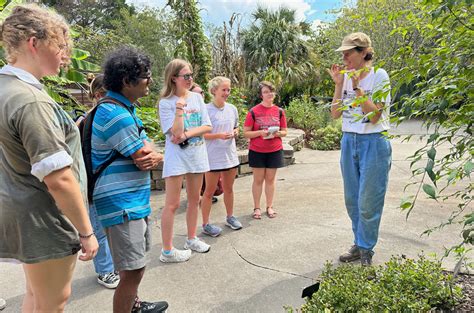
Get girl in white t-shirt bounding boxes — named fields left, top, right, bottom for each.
left=328, top=32, right=392, bottom=267
left=200, top=77, right=242, bottom=237
left=158, top=59, right=212, bottom=263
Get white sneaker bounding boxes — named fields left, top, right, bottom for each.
left=184, top=237, right=210, bottom=253
left=0, top=298, right=6, bottom=310
left=159, top=248, right=191, bottom=263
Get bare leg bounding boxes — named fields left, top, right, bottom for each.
left=161, top=175, right=184, bottom=251
left=22, top=271, right=34, bottom=313
left=264, top=168, right=278, bottom=214
left=201, top=172, right=220, bottom=225
left=22, top=254, right=77, bottom=313
left=221, top=168, right=238, bottom=217
left=113, top=268, right=145, bottom=313
left=252, top=168, right=266, bottom=210
left=185, top=173, right=204, bottom=239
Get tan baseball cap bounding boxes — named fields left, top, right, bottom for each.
left=336, top=32, right=372, bottom=51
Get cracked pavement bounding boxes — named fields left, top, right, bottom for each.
left=1, top=120, right=470, bottom=312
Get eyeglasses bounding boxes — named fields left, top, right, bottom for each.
left=139, top=74, right=152, bottom=84
left=56, top=43, right=67, bottom=55
left=176, top=73, right=193, bottom=81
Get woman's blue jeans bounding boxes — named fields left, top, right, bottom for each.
left=340, top=132, right=392, bottom=251
left=89, top=204, right=115, bottom=275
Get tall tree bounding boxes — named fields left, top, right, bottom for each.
left=208, top=13, right=246, bottom=87
left=166, top=0, right=212, bottom=86
left=75, top=7, right=179, bottom=101
left=41, top=0, right=134, bottom=30
left=241, top=6, right=314, bottom=98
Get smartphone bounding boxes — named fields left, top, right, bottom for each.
left=179, top=139, right=189, bottom=149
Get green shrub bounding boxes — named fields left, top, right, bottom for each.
left=286, top=97, right=332, bottom=134
left=227, top=87, right=249, bottom=127
left=227, top=87, right=249, bottom=149
left=136, top=107, right=164, bottom=142
left=308, top=123, right=342, bottom=151
left=297, top=255, right=462, bottom=312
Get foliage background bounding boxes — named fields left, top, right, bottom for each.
left=0, top=0, right=471, bottom=270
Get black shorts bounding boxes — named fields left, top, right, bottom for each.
left=209, top=165, right=239, bottom=173
left=248, top=149, right=284, bottom=168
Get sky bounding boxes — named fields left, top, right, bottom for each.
left=127, top=0, right=345, bottom=29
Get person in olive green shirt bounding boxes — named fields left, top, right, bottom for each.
left=0, top=5, right=98, bottom=312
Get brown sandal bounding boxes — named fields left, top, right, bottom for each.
left=266, top=207, right=277, bottom=218
left=252, top=208, right=262, bottom=219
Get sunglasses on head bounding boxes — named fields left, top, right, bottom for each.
left=176, top=73, right=193, bottom=81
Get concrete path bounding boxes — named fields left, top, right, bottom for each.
left=0, top=120, right=469, bottom=312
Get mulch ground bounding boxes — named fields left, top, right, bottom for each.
left=453, top=273, right=473, bottom=311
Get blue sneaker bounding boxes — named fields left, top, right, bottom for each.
left=226, top=216, right=242, bottom=230
left=202, top=223, right=222, bottom=237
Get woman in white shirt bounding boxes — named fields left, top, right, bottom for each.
left=158, top=59, right=212, bottom=263
left=200, top=77, right=242, bottom=237
left=328, top=32, right=392, bottom=267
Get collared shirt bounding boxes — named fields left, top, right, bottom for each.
left=0, top=65, right=73, bottom=180
left=0, top=65, right=85, bottom=263
left=91, top=91, right=151, bottom=227
left=0, top=64, right=43, bottom=90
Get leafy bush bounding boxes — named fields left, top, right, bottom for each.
left=297, top=255, right=462, bottom=312
left=136, top=107, right=164, bottom=142
left=286, top=97, right=332, bottom=134
left=308, top=123, right=342, bottom=151
left=227, top=87, right=249, bottom=126
left=227, top=87, right=249, bottom=149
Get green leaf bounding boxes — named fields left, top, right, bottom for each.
left=462, top=229, right=473, bottom=244
left=427, top=147, right=436, bottom=161
left=464, top=213, right=474, bottom=226
left=447, top=170, right=458, bottom=182
left=65, top=69, right=85, bottom=83
left=0, top=0, right=7, bottom=10
left=43, top=86, right=63, bottom=103
left=0, top=0, right=24, bottom=20
left=426, top=160, right=437, bottom=186
left=70, top=58, right=101, bottom=72
left=71, top=48, right=91, bottom=61
left=400, top=197, right=413, bottom=210
left=422, top=184, right=437, bottom=199
left=464, top=161, right=473, bottom=176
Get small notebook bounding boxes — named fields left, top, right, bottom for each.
left=263, top=126, right=279, bottom=139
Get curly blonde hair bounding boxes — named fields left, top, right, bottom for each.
left=0, top=4, right=71, bottom=63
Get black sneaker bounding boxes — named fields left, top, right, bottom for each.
left=360, top=249, right=374, bottom=267
left=131, top=298, right=168, bottom=313
left=339, top=245, right=361, bottom=263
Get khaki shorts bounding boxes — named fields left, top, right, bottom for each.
left=105, top=216, right=151, bottom=271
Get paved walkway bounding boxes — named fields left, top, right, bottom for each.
left=0, top=120, right=469, bottom=312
